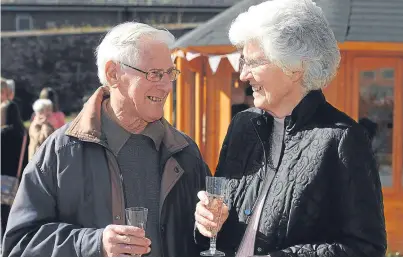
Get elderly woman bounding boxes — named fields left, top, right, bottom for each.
left=194, top=0, right=386, bottom=256
left=28, top=99, right=55, bottom=160
left=38, top=87, right=66, bottom=129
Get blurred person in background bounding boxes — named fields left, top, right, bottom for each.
left=28, top=99, right=55, bottom=160
left=1, top=79, right=28, bottom=240
left=231, top=84, right=250, bottom=118
left=359, top=117, right=378, bottom=141
left=0, top=78, right=24, bottom=114
left=38, top=87, right=66, bottom=129
left=0, top=78, right=13, bottom=104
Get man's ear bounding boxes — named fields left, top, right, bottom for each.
left=105, top=61, right=119, bottom=87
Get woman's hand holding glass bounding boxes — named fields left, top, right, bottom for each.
left=195, top=190, right=229, bottom=238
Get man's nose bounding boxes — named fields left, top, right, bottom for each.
left=157, top=80, right=173, bottom=92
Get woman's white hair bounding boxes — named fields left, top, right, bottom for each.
left=32, top=99, right=53, bottom=113
left=95, top=22, right=175, bottom=86
left=229, top=0, right=341, bottom=91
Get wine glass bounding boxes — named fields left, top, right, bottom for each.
left=200, top=176, right=227, bottom=257
left=125, top=207, right=148, bottom=257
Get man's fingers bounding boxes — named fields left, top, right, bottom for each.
left=111, top=244, right=151, bottom=256
left=103, top=225, right=150, bottom=257
left=111, top=234, right=151, bottom=247
left=197, top=191, right=209, bottom=205
left=110, top=225, right=145, bottom=237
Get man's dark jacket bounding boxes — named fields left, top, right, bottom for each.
left=199, top=90, right=386, bottom=256
left=2, top=87, right=210, bottom=257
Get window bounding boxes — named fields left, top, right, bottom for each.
left=360, top=70, right=376, bottom=80
left=16, top=14, right=33, bottom=31
left=359, top=67, right=395, bottom=187
left=46, top=21, right=57, bottom=29
left=381, top=69, right=395, bottom=80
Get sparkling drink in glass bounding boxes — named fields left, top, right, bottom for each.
left=200, top=176, right=227, bottom=257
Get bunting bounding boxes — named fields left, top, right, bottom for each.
left=208, top=56, right=222, bottom=74
left=171, top=51, right=241, bottom=74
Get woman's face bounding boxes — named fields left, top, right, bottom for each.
left=239, top=41, right=304, bottom=117
left=239, top=41, right=297, bottom=113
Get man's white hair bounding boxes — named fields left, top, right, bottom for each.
left=32, top=99, right=53, bottom=113
left=229, top=0, right=341, bottom=91
left=6, top=79, right=15, bottom=93
left=95, top=22, right=175, bottom=86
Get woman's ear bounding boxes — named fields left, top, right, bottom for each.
left=290, top=70, right=303, bottom=83
left=105, top=61, right=119, bottom=87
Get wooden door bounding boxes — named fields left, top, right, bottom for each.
left=351, top=57, right=403, bottom=252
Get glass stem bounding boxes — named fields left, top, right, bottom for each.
left=209, top=236, right=217, bottom=253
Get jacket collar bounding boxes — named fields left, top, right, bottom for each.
left=250, top=90, right=325, bottom=133
left=100, top=100, right=165, bottom=155
left=284, top=90, right=325, bottom=133
left=65, top=86, right=188, bottom=153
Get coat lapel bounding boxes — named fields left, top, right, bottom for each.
left=159, top=157, right=185, bottom=216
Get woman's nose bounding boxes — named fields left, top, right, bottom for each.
left=239, top=67, right=252, bottom=82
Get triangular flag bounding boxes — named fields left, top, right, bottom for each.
left=171, top=50, right=185, bottom=62
left=176, top=50, right=185, bottom=58
left=208, top=56, right=222, bottom=74
left=186, top=52, right=201, bottom=61
left=227, top=52, right=241, bottom=72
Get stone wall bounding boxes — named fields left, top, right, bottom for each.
left=0, top=28, right=191, bottom=120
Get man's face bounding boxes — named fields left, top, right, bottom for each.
left=1, top=88, right=10, bottom=103
left=113, top=41, right=174, bottom=122
left=239, top=41, right=298, bottom=114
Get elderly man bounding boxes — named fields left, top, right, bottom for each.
left=195, top=0, right=386, bottom=256
left=2, top=22, right=209, bottom=257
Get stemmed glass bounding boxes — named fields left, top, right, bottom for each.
left=125, top=207, right=148, bottom=257
left=200, top=176, right=228, bottom=257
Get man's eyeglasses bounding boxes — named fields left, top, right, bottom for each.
left=120, top=62, right=181, bottom=82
